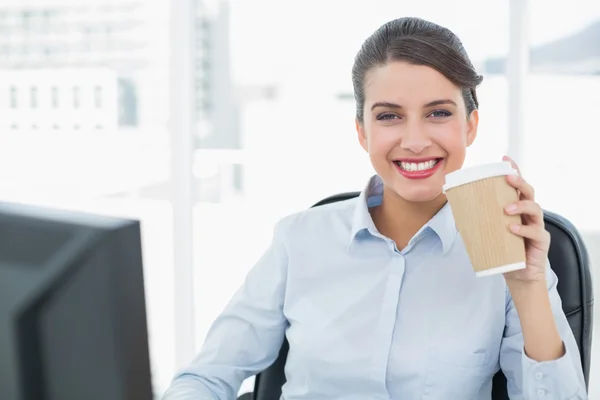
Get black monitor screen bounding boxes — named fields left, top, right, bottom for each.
left=0, top=202, right=153, bottom=400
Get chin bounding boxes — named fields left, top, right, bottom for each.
left=384, top=172, right=447, bottom=203
left=393, top=186, right=444, bottom=203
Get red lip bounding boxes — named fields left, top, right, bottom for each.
left=394, top=159, right=444, bottom=179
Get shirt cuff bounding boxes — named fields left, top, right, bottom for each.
left=521, top=343, right=584, bottom=399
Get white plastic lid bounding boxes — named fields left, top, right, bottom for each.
left=443, top=161, right=518, bottom=193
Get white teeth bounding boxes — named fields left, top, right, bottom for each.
left=398, top=159, right=439, bottom=172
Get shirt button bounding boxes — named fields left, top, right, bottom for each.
left=535, top=372, right=543, bottom=379
left=537, top=389, right=546, bottom=396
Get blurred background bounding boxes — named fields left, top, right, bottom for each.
left=0, top=0, right=597, bottom=397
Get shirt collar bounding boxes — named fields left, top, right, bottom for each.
left=350, top=175, right=457, bottom=254
left=350, top=175, right=381, bottom=242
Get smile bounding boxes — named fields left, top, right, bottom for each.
left=393, top=158, right=444, bottom=179
left=394, top=159, right=440, bottom=172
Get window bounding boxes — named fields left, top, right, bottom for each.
left=117, top=78, right=138, bottom=126
left=9, top=86, right=17, bottom=108
left=30, top=86, right=38, bottom=108
left=94, top=86, right=102, bottom=108
left=529, top=2, right=600, bottom=395
left=72, top=86, right=80, bottom=108
left=51, top=86, right=59, bottom=108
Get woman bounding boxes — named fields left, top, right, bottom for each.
left=163, top=17, right=586, bottom=399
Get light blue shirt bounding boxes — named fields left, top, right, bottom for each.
left=163, top=175, right=586, bottom=400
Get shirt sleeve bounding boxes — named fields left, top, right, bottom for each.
left=161, top=217, right=291, bottom=400
left=500, top=261, right=588, bottom=399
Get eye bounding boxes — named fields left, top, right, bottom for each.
left=429, top=110, right=452, bottom=118
left=376, top=113, right=400, bottom=121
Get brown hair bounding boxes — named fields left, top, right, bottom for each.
left=352, top=17, right=483, bottom=122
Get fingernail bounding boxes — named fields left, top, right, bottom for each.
left=505, top=204, right=517, bottom=213
left=510, top=224, right=520, bottom=232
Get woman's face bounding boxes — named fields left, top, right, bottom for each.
left=356, top=61, right=478, bottom=203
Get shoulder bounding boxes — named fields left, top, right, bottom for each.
left=274, top=196, right=359, bottom=241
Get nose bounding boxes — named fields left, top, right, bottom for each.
left=400, top=122, right=432, bottom=154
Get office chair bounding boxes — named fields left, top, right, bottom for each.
left=239, top=192, right=594, bottom=400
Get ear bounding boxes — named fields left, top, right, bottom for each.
left=465, top=109, right=479, bottom=147
left=356, top=119, right=369, bottom=152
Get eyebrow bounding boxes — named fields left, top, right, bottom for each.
left=370, top=99, right=457, bottom=111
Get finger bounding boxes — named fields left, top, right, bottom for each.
left=509, top=224, right=551, bottom=248
left=502, top=155, right=522, bottom=176
left=505, top=200, right=544, bottom=225
left=506, top=173, right=535, bottom=200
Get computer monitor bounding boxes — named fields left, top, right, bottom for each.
left=0, top=201, right=153, bottom=400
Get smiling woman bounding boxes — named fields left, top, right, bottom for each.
left=162, top=16, right=587, bottom=400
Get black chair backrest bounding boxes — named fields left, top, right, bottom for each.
left=251, top=192, right=594, bottom=400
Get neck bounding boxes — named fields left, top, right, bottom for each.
left=371, top=186, right=447, bottom=249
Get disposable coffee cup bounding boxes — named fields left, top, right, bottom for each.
left=443, top=161, right=526, bottom=277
